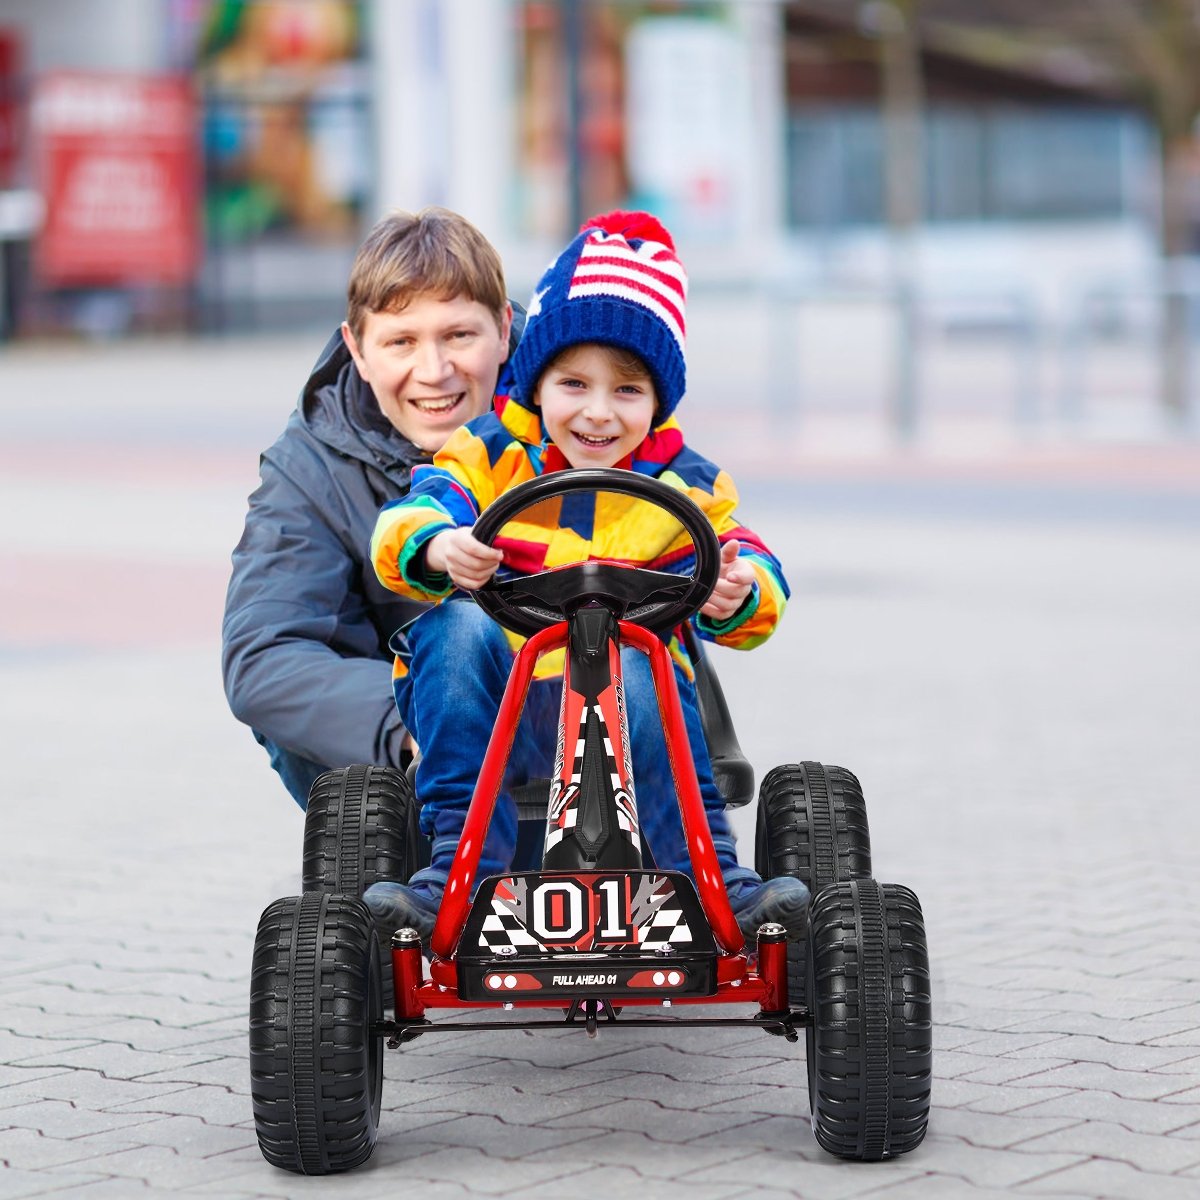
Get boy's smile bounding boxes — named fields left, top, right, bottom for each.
left=535, top=344, right=657, bottom=469
left=342, top=295, right=511, bottom=452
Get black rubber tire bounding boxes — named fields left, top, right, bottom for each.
left=302, top=765, right=418, bottom=896
left=806, top=879, right=932, bottom=1161
left=249, top=893, right=383, bottom=1174
left=755, top=762, right=872, bottom=889
left=754, top=762, right=872, bottom=1006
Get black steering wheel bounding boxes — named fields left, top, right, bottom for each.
left=469, top=468, right=722, bottom=637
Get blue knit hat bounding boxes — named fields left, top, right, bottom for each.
left=511, top=210, right=688, bottom=422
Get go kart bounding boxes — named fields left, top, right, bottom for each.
left=249, top=468, right=932, bottom=1174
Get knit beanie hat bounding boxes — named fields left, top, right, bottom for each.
left=511, top=210, right=688, bottom=422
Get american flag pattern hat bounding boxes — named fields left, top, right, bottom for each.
left=511, top=211, right=688, bottom=422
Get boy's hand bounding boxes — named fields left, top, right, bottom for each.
left=426, top=527, right=505, bottom=590
left=700, top=539, right=754, bottom=621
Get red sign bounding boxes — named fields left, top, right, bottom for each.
left=33, top=72, right=199, bottom=286
left=0, top=29, right=20, bottom=186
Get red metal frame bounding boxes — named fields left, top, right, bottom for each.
left=418, top=614, right=777, bottom=1017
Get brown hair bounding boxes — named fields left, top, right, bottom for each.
left=546, top=343, right=655, bottom=385
left=345, top=207, right=507, bottom=341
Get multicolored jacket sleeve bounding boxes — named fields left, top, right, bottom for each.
left=369, top=417, right=529, bottom=601
left=652, top=455, right=788, bottom=651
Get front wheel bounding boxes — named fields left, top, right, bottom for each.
left=806, top=878, right=932, bottom=1160
left=249, top=893, right=383, bottom=1174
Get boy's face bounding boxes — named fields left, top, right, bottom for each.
left=342, top=294, right=512, bottom=452
left=534, top=344, right=657, bottom=468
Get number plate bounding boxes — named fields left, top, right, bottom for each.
left=456, top=870, right=717, bottom=1000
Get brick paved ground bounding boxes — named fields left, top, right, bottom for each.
left=2, top=334, right=1199, bottom=1199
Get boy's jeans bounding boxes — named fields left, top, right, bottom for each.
left=395, top=596, right=758, bottom=895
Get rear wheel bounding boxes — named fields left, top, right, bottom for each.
left=755, top=762, right=872, bottom=1005
left=806, top=879, right=932, bottom=1160
left=302, top=765, right=418, bottom=896
left=249, top=893, right=383, bottom=1174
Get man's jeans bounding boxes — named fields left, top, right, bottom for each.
left=255, top=731, right=327, bottom=811
left=394, top=597, right=758, bottom=894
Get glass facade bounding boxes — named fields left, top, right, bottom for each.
left=787, top=102, right=1149, bottom=229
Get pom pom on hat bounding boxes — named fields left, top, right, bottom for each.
left=580, top=210, right=676, bottom=251
left=512, top=209, right=688, bottom=423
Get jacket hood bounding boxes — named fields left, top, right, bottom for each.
left=298, top=331, right=429, bottom=477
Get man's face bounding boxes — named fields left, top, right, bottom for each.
left=342, top=294, right=512, bottom=452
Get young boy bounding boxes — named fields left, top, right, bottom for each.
left=366, top=211, right=808, bottom=941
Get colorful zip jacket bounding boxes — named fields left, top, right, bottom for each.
left=371, top=392, right=790, bottom=680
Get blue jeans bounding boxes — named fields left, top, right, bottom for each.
left=254, top=731, right=327, bottom=811
left=394, top=597, right=758, bottom=894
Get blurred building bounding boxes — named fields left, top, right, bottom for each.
left=0, top=0, right=1169, bottom=338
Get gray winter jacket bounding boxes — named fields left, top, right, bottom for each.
left=222, top=331, right=435, bottom=771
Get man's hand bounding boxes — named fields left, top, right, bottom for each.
left=700, top=539, right=754, bottom=621
left=426, top=526, right=505, bottom=590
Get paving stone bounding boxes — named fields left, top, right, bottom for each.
left=506, top=1123, right=758, bottom=1180
left=1018, top=1159, right=1200, bottom=1199
left=586, top=1043, right=779, bottom=1084
left=0, top=1080, right=182, bottom=1117
left=136, top=1058, right=249, bottom=1094
left=9, top=1042, right=224, bottom=1081
left=935, top=1077, right=1068, bottom=1114
left=1014, top=1118, right=1200, bottom=1173
left=1011, top=1089, right=1200, bottom=1134
left=0, top=1099, right=172, bottom=1140
left=0, top=1167, right=112, bottom=1199
left=958, top=1056, right=1076, bottom=1085
left=999, top=1036, right=1200, bottom=1072
left=35, top=1181, right=219, bottom=1200
left=544, top=1097, right=763, bottom=1142
left=384, top=1080, right=616, bottom=1126
left=1006, top=1060, right=1200, bottom=1100
left=919, top=1107, right=1082, bottom=1151
left=0, top=1066, right=72, bottom=1090
left=100, top=1113, right=257, bottom=1158
left=520, top=1161, right=749, bottom=1199
left=0, top=1127, right=150, bottom=1171
left=107, top=1084, right=255, bottom=1126
left=364, top=1141, right=585, bottom=1194
left=421, top=1057, right=630, bottom=1096
left=680, top=1147, right=925, bottom=1196
left=558, top=1071, right=766, bottom=1110
left=0, top=1030, right=104, bottom=1064
left=379, top=1112, right=603, bottom=1158
left=1147, top=1029, right=1200, bottom=1049
left=35, top=1142, right=261, bottom=1192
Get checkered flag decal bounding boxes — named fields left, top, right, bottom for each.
left=476, top=873, right=694, bottom=953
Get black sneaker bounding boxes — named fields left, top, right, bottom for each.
left=729, top=876, right=810, bottom=941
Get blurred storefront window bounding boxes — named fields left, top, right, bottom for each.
left=167, top=0, right=370, bottom=329
left=787, top=101, right=1146, bottom=228
left=782, top=6, right=1151, bottom=231
left=513, top=1, right=750, bottom=241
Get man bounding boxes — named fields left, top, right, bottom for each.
left=222, top=208, right=522, bottom=807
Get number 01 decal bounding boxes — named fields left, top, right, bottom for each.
left=528, top=877, right=635, bottom=944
